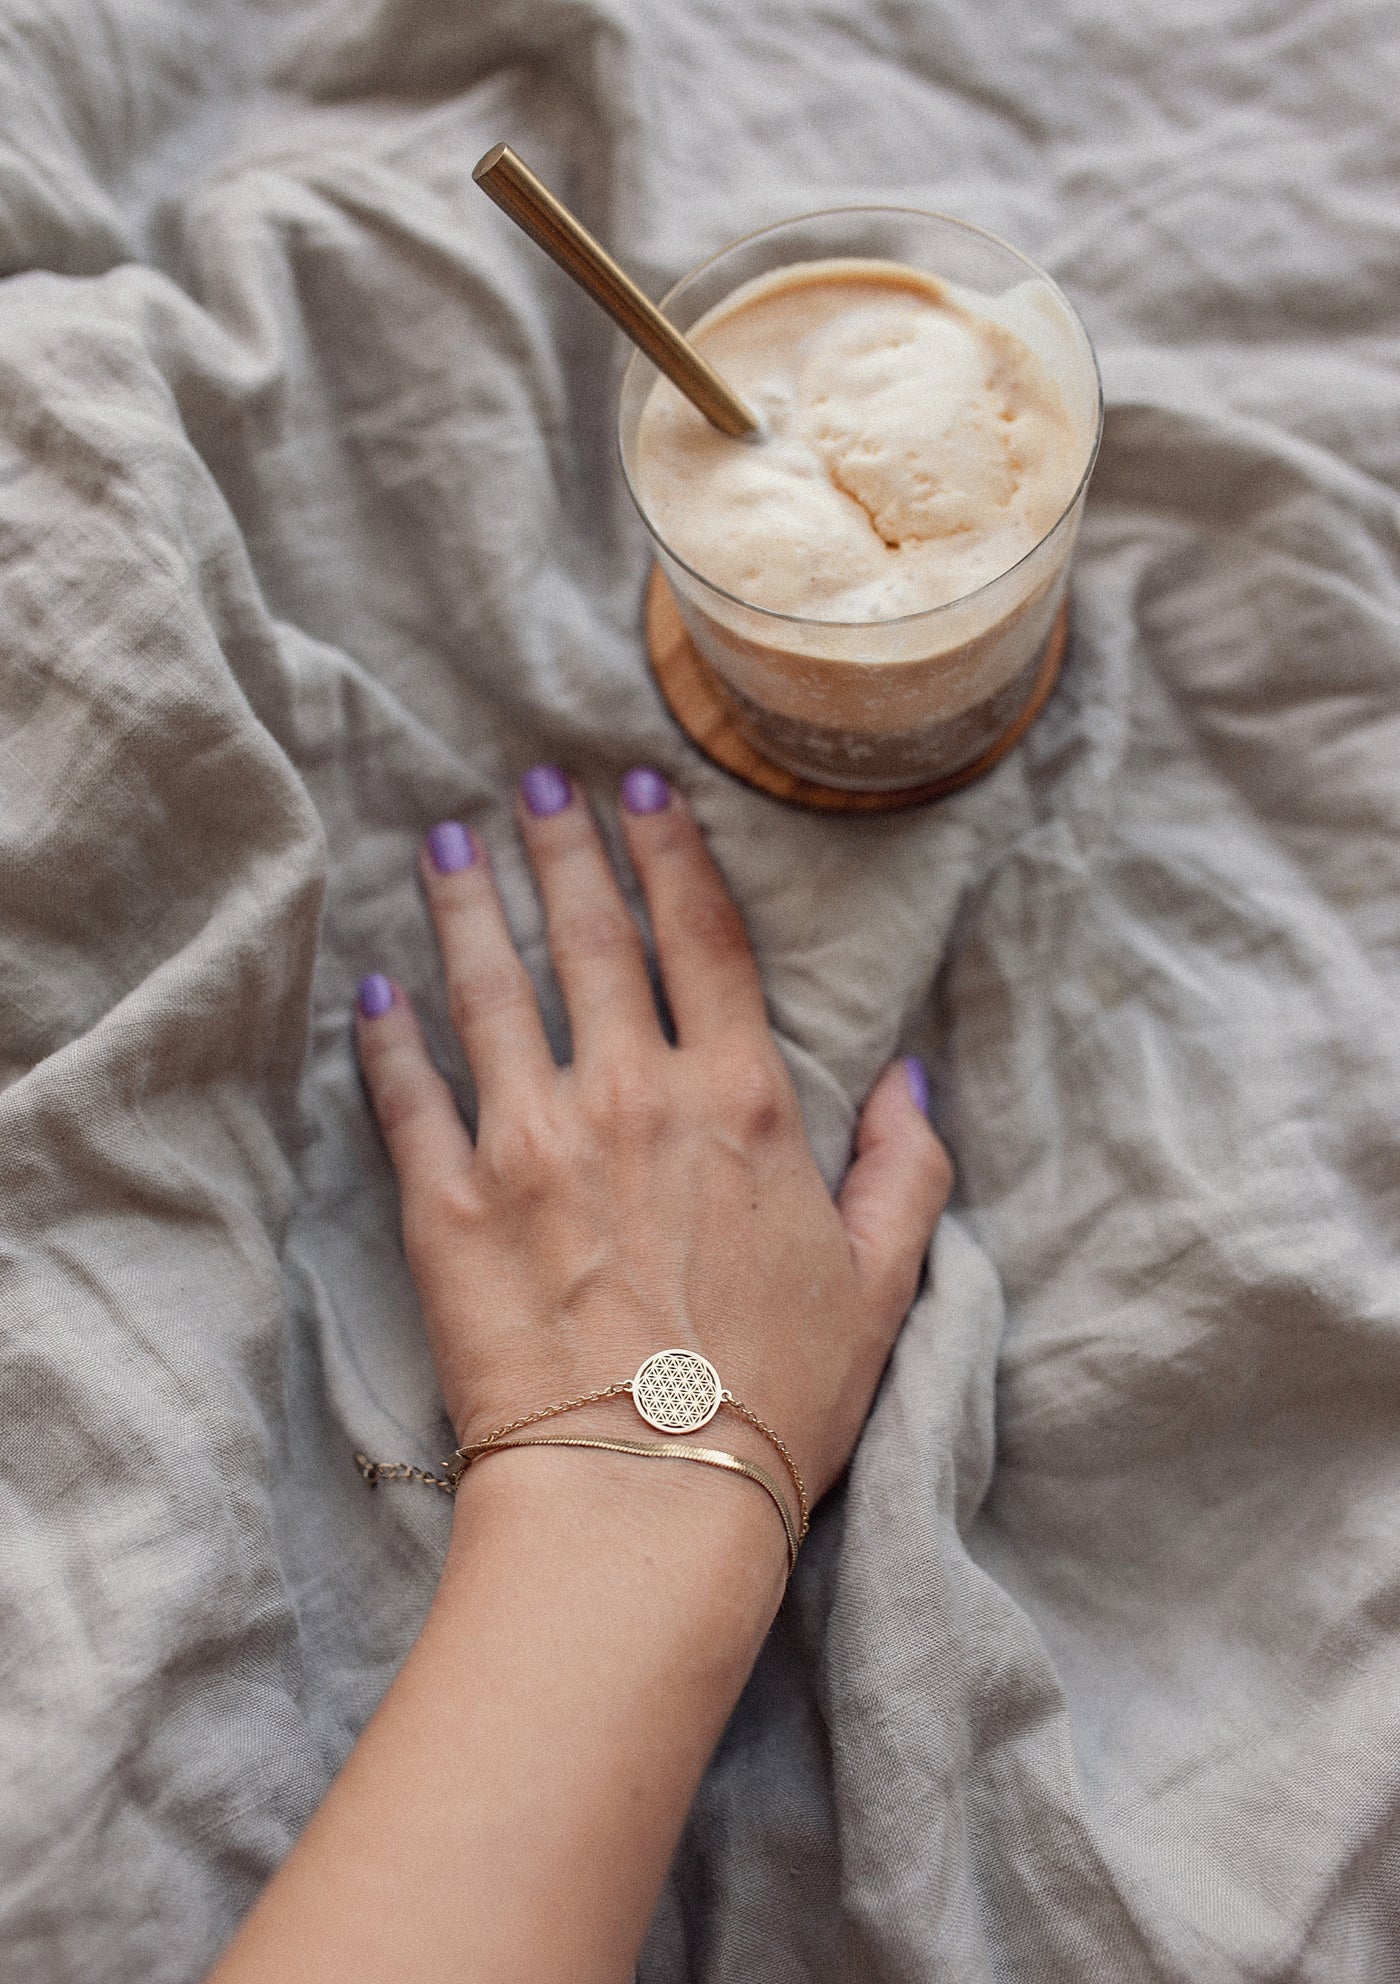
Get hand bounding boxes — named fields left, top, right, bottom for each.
left=210, top=767, right=953, bottom=1984
left=355, top=764, right=951, bottom=1522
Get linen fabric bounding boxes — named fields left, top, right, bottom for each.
left=0, top=1, right=1397, bottom=1977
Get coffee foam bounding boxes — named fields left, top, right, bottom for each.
left=634, top=259, right=1086, bottom=625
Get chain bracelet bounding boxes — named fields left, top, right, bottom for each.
left=719, top=1396, right=809, bottom=1538
left=357, top=1351, right=809, bottom=1546
left=455, top=1382, right=633, bottom=1467
left=472, top=1436, right=802, bottom=1575
left=354, top=1453, right=454, bottom=1495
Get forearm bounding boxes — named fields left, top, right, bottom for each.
left=211, top=1445, right=785, bottom=1983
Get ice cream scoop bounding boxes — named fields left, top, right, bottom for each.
left=632, top=261, right=1083, bottom=623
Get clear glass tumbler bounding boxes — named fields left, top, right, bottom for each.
left=618, top=208, right=1102, bottom=792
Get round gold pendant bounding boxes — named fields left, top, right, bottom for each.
left=630, top=1349, right=723, bottom=1434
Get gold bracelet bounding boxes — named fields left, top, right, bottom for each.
left=470, top=1435, right=801, bottom=1575
left=443, top=1349, right=809, bottom=1539
left=356, top=1352, right=809, bottom=1551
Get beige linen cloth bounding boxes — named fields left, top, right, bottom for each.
left=1, top=1, right=1398, bottom=1978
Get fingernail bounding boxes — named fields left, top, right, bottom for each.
left=621, top=765, right=671, bottom=816
left=520, top=764, right=571, bottom=819
left=358, top=973, right=395, bottom=1020
left=426, top=820, right=475, bottom=874
left=903, top=1056, right=930, bottom=1115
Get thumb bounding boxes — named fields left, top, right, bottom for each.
left=838, top=1057, right=953, bottom=1323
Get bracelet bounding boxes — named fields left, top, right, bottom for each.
left=470, top=1436, right=801, bottom=1574
left=355, top=1348, right=810, bottom=1547
left=444, top=1349, right=809, bottom=1539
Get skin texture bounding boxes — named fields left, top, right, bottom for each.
left=208, top=769, right=951, bottom=1984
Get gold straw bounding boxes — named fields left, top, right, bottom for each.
left=472, top=144, right=760, bottom=441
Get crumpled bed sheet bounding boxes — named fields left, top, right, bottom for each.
left=1, top=1, right=1398, bottom=1978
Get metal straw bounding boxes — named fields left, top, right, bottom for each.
left=472, top=144, right=760, bottom=441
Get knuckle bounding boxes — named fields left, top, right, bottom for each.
left=578, top=1060, right=668, bottom=1144
left=629, top=802, right=700, bottom=869
left=401, top=1174, right=484, bottom=1276
left=480, top=1111, right=568, bottom=1200
left=712, top=1048, right=790, bottom=1139
left=409, top=1170, right=482, bottom=1236
left=356, top=1019, right=398, bottom=1076
left=359, top=1038, right=427, bottom=1131
left=369, top=1074, right=426, bottom=1142
left=448, top=964, right=535, bottom=1036
left=640, top=806, right=692, bottom=855
left=555, top=904, right=641, bottom=968
left=680, top=886, right=753, bottom=967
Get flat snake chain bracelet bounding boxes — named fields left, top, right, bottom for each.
left=469, top=1436, right=801, bottom=1574
left=356, top=1348, right=810, bottom=1563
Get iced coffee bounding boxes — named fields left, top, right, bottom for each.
left=619, top=212, right=1101, bottom=791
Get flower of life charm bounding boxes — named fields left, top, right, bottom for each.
left=629, top=1349, right=724, bottom=1434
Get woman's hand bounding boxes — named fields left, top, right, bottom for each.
left=211, top=765, right=952, bottom=1984
left=354, top=764, right=952, bottom=1513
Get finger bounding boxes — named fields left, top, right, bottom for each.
left=838, top=1058, right=953, bottom=1325
left=514, top=765, right=663, bottom=1062
left=617, top=767, right=770, bottom=1048
left=354, top=974, right=474, bottom=1195
left=420, top=820, right=556, bottom=1108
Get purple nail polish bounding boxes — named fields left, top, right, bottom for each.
left=903, top=1056, right=930, bottom=1115
left=621, top=765, right=671, bottom=816
left=521, top=764, right=571, bottom=818
left=426, top=820, right=474, bottom=874
left=358, top=973, right=395, bottom=1020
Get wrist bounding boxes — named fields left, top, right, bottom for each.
left=442, top=1418, right=790, bottom=1648
left=453, top=1387, right=801, bottom=1560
